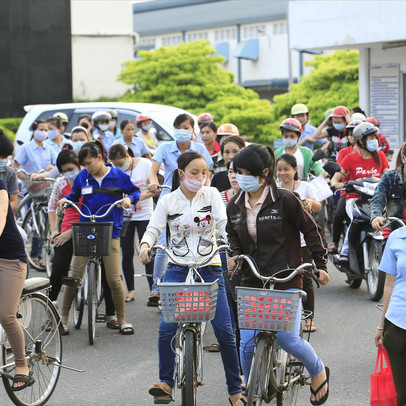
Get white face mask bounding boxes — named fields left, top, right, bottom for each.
left=108, top=120, right=116, bottom=130
left=34, top=130, right=47, bottom=142
left=98, top=124, right=109, bottom=132
left=47, top=129, right=59, bottom=140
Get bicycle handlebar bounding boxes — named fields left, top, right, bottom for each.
left=16, top=169, right=55, bottom=182
left=383, top=217, right=406, bottom=229
left=63, top=199, right=125, bottom=219
left=149, top=244, right=229, bottom=269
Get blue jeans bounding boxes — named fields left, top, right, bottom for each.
left=152, top=232, right=168, bottom=293
left=240, top=290, right=323, bottom=382
left=158, top=263, right=242, bottom=395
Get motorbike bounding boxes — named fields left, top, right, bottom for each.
left=330, top=177, right=385, bottom=301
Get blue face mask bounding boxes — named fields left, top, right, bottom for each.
left=72, top=141, right=85, bottom=152
left=0, top=159, right=8, bottom=167
left=367, top=139, right=379, bottom=152
left=333, top=123, right=345, bottom=131
left=48, top=129, right=59, bottom=140
left=64, top=170, right=79, bottom=181
left=282, top=138, right=298, bottom=148
left=236, top=174, right=262, bottom=192
left=174, top=128, right=192, bottom=144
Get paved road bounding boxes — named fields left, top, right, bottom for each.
left=1, top=257, right=379, bottom=406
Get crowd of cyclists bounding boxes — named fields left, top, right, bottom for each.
left=0, top=102, right=405, bottom=405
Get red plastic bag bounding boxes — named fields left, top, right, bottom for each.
left=370, top=344, right=397, bottom=405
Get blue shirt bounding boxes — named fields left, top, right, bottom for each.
left=379, top=227, right=406, bottom=330
left=112, top=136, right=149, bottom=157
left=93, top=129, right=116, bottom=152
left=153, top=140, right=213, bottom=196
left=299, top=124, right=326, bottom=150
left=44, top=136, right=72, bottom=154
left=14, top=139, right=57, bottom=173
left=66, top=164, right=141, bottom=239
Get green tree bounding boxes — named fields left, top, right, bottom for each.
left=118, top=40, right=272, bottom=139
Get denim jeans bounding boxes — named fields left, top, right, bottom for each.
left=152, top=231, right=168, bottom=293
left=158, top=263, right=242, bottom=395
left=240, top=289, right=323, bottom=383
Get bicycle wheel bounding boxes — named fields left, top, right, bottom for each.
left=21, top=207, right=46, bottom=272
left=246, top=337, right=273, bottom=406
left=367, top=239, right=385, bottom=301
left=276, top=350, right=302, bottom=406
left=43, top=216, right=54, bottom=278
left=87, top=261, right=98, bottom=345
left=181, top=330, right=196, bottom=406
left=2, top=293, right=62, bottom=406
left=73, top=285, right=85, bottom=330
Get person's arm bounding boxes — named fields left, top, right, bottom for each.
left=148, top=161, right=161, bottom=193
left=211, top=188, right=228, bottom=241
left=0, top=189, right=9, bottom=237
left=370, top=173, right=390, bottom=231
left=312, top=160, right=327, bottom=176
left=122, top=173, right=141, bottom=207
left=375, top=274, right=396, bottom=346
left=313, top=117, right=330, bottom=140
left=297, top=136, right=315, bottom=146
left=304, top=183, right=321, bottom=212
left=330, top=168, right=345, bottom=189
left=226, top=203, right=244, bottom=271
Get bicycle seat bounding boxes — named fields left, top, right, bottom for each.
left=22, top=277, right=50, bottom=295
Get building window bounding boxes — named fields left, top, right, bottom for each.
left=140, top=37, right=156, bottom=48
left=214, top=27, right=237, bottom=42
left=186, top=31, right=209, bottom=42
left=162, top=35, right=182, bottom=47
left=272, top=21, right=287, bottom=35
left=241, top=24, right=266, bottom=40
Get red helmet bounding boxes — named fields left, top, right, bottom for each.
left=366, top=117, right=380, bottom=126
left=280, top=118, right=303, bottom=135
left=135, top=114, right=151, bottom=126
left=217, top=123, right=239, bottom=136
left=331, top=106, right=349, bottom=118
left=198, top=112, right=214, bottom=125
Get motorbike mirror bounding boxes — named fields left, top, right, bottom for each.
left=312, top=149, right=326, bottom=162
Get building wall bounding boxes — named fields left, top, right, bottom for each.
left=0, top=0, right=72, bottom=117
left=71, top=0, right=135, bottom=100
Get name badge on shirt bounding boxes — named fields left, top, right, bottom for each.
left=82, top=186, right=93, bottom=195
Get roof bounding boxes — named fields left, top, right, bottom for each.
left=133, top=0, right=287, bottom=36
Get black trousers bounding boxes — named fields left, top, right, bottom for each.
left=384, top=318, right=406, bottom=405
left=301, top=246, right=315, bottom=317
left=332, top=195, right=348, bottom=246
left=49, top=239, right=115, bottom=316
left=120, top=220, right=153, bottom=291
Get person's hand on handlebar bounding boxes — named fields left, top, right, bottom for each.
left=227, top=255, right=241, bottom=272
left=57, top=198, right=68, bottom=210
left=31, top=172, right=47, bottom=181
left=316, top=269, right=330, bottom=285
left=120, top=197, right=132, bottom=209
left=371, top=216, right=385, bottom=231
left=148, top=183, right=159, bottom=194
left=139, top=243, right=151, bottom=264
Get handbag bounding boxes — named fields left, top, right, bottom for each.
left=370, top=344, right=397, bottom=406
left=309, top=175, right=333, bottom=202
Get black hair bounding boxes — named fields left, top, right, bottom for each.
left=0, top=130, right=14, bottom=158
left=233, top=143, right=275, bottom=183
left=108, top=144, right=135, bottom=161
left=56, top=149, right=80, bottom=172
left=30, top=119, right=46, bottom=132
left=200, top=122, right=218, bottom=133
left=276, top=153, right=299, bottom=181
left=171, top=151, right=205, bottom=191
left=351, top=106, right=366, bottom=116
left=78, top=114, right=91, bottom=123
left=226, top=159, right=233, bottom=171
left=46, top=116, right=62, bottom=128
left=220, top=135, right=246, bottom=155
left=120, top=119, right=134, bottom=132
left=173, top=114, right=194, bottom=128
left=78, top=139, right=106, bottom=165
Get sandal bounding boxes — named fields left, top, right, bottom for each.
left=61, top=324, right=69, bottom=336
left=147, top=293, right=160, bottom=307
left=310, top=367, right=330, bottom=405
left=12, top=372, right=35, bottom=391
left=119, top=323, right=134, bottom=335
left=148, top=382, right=172, bottom=404
left=304, top=319, right=317, bottom=333
left=125, top=296, right=135, bottom=303
left=106, top=317, right=120, bottom=329
left=328, top=243, right=337, bottom=254
left=229, top=396, right=247, bottom=406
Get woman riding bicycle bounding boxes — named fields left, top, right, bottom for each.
left=226, top=144, right=330, bottom=405
left=140, top=151, right=245, bottom=406
left=58, top=140, right=141, bottom=335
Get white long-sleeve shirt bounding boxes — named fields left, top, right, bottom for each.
left=141, top=186, right=227, bottom=266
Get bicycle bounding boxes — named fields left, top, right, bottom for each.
left=149, top=243, right=228, bottom=406
left=15, top=169, right=56, bottom=277
left=0, top=277, right=83, bottom=406
left=233, top=255, right=320, bottom=406
left=63, top=199, right=128, bottom=345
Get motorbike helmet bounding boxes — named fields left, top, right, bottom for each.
left=331, top=106, right=349, bottom=118
left=280, top=118, right=303, bottom=136
left=53, top=112, right=68, bottom=125
left=197, top=112, right=214, bottom=125
left=351, top=112, right=366, bottom=121
left=92, top=111, right=112, bottom=132
left=217, top=123, right=239, bottom=137
left=324, top=108, right=333, bottom=119
left=106, top=109, right=118, bottom=119
left=352, top=122, right=378, bottom=142
left=346, top=120, right=363, bottom=130
left=291, top=103, right=309, bottom=116
left=135, top=114, right=151, bottom=127
left=366, top=117, right=380, bottom=127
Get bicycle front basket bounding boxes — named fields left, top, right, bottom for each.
left=236, top=287, right=301, bottom=333
left=72, top=222, right=113, bottom=257
left=159, top=280, right=219, bottom=323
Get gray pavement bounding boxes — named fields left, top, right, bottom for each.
left=1, top=256, right=378, bottom=406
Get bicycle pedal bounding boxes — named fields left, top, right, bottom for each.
left=153, top=395, right=172, bottom=405
left=96, top=314, right=106, bottom=323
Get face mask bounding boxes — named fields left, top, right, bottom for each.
left=72, top=141, right=85, bottom=152
left=64, top=170, right=79, bottom=181
left=282, top=138, right=298, bottom=148
left=120, top=160, right=131, bottom=172
left=98, top=124, right=109, bottom=132
left=174, top=128, right=192, bottom=144
left=181, top=171, right=205, bottom=193
left=142, top=123, right=152, bottom=132
left=236, top=174, right=262, bottom=192
left=34, top=130, right=47, bottom=142
left=367, top=139, right=379, bottom=152
left=47, top=129, right=59, bottom=140
left=333, top=123, right=345, bottom=131
left=108, top=120, right=116, bottom=130
left=0, top=159, right=8, bottom=167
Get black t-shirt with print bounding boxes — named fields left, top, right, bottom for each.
left=326, top=127, right=348, bottom=161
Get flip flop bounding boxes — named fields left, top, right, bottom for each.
left=119, top=323, right=134, bottom=335
left=12, top=372, right=35, bottom=391
left=125, top=296, right=135, bottom=303
left=106, top=318, right=120, bottom=329
left=303, top=320, right=317, bottom=333
left=310, top=366, right=330, bottom=405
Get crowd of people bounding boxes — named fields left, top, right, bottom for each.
left=0, top=103, right=404, bottom=405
